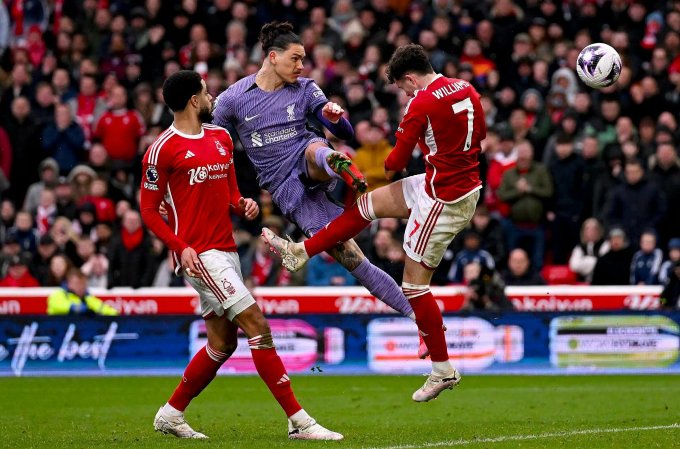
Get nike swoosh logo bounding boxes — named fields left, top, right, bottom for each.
left=245, top=114, right=260, bottom=122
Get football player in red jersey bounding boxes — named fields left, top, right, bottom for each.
left=263, top=44, right=486, bottom=402
left=140, top=70, right=342, bottom=441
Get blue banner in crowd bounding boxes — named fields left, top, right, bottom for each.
left=1, top=312, right=679, bottom=376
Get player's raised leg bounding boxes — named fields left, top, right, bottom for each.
left=232, top=304, right=343, bottom=441
left=154, top=315, right=238, bottom=438
left=262, top=181, right=408, bottom=272
left=305, top=142, right=367, bottom=193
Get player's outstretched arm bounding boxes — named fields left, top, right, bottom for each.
left=314, top=102, right=353, bottom=140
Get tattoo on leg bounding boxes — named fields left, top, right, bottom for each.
left=329, top=240, right=364, bottom=271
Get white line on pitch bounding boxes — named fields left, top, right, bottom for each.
left=359, top=423, right=680, bottom=449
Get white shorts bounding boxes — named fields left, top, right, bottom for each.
left=401, top=174, right=480, bottom=269
left=183, top=249, right=255, bottom=320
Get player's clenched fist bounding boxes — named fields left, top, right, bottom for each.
left=321, top=102, right=344, bottom=123
left=238, top=197, right=259, bottom=220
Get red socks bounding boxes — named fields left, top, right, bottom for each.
left=304, top=196, right=373, bottom=257
left=406, top=290, right=449, bottom=362
left=168, top=345, right=227, bottom=411
left=251, top=347, right=302, bottom=417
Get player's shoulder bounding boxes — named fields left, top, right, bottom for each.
left=144, top=127, right=180, bottom=164
left=202, top=123, right=232, bottom=141
left=225, top=74, right=257, bottom=95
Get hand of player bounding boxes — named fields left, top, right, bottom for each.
left=181, top=247, right=202, bottom=278
left=239, top=197, right=259, bottom=220
left=159, top=201, right=168, bottom=217
left=322, top=102, right=344, bottom=124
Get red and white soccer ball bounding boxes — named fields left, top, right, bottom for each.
left=576, top=43, right=622, bottom=89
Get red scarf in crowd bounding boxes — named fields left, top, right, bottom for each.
left=121, top=227, right=144, bottom=251
left=53, top=0, right=64, bottom=34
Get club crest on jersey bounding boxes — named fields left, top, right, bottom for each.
left=215, top=140, right=226, bottom=156
left=146, top=166, right=159, bottom=183
left=286, top=103, right=296, bottom=122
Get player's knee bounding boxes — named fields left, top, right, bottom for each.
left=209, top=338, right=237, bottom=356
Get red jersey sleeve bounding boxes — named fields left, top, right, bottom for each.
left=385, top=95, right=428, bottom=172
left=139, top=142, right=189, bottom=254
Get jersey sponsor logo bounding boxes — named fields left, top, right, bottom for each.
left=185, top=150, right=195, bottom=159
left=215, top=140, right=226, bottom=156
left=264, top=127, right=297, bottom=144
left=286, top=103, right=296, bottom=122
left=187, top=162, right=232, bottom=185
left=244, top=113, right=260, bottom=122
left=251, top=131, right=263, bottom=147
left=188, top=166, right=209, bottom=185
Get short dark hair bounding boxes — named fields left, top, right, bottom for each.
left=386, top=44, right=434, bottom=84
left=259, top=21, right=301, bottom=53
left=162, top=70, right=203, bottom=112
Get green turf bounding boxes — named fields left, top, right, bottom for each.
left=1, top=375, right=679, bottom=449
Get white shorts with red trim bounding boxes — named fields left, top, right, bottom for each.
left=183, top=249, right=255, bottom=320
left=401, top=174, right=480, bottom=269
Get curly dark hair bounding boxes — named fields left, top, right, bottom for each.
left=386, top=44, right=434, bottom=84
left=162, top=70, right=203, bottom=112
left=259, top=21, right=301, bottom=53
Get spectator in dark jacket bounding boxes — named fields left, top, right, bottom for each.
left=502, top=248, right=547, bottom=286
left=548, top=134, right=585, bottom=263
left=659, top=238, right=680, bottom=285
left=107, top=210, right=156, bottom=288
left=592, top=227, right=636, bottom=285
left=42, top=104, right=86, bottom=176
left=605, top=159, right=666, bottom=247
left=630, top=231, right=664, bottom=285
left=660, top=260, right=680, bottom=309
left=447, top=231, right=496, bottom=284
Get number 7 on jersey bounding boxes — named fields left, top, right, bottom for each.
left=452, top=97, right=474, bottom=151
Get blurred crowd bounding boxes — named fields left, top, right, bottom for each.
left=0, top=0, right=679, bottom=309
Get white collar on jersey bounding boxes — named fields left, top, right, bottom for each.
left=170, top=123, right=205, bottom=139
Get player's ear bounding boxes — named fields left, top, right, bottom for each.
left=269, top=50, right=278, bottom=65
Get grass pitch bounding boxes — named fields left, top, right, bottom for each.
left=1, top=375, right=679, bottom=449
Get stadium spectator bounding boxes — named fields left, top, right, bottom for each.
left=79, top=178, right=116, bottom=224
left=93, top=85, right=146, bottom=167
left=47, top=268, right=118, bottom=315
left=29, top=234, right=57, bottom=285
left=54, top=177, right=77, bottom=220
left=502, top=248, right=546, bottom=286
left=5, top=97, right=43, bottom=205
left=7, top=211, right=39, bottom=255
left=497, top=140, right=553, bottom=270
left=548, top=134, right=585, bottom=264
left=68, top=74, right=108, bottom=145
left=34, top=188, right=57, bottom=237
left=648, top=142, right=680, bottom=247
left=45, top=253, right=72, bottom=287
left=23, top=158, right=59, bottom=215
left=569, top=218, right=610, bottom=283
left=42, top=103, right=86, bottom=176
left=306, top=252, right=357, bottom=287
left=447, top=230, right=496, bottom=284
left=78, top=237, right=109, bottom=288
left=630, top=231, right=664, bottom=285
left=462, top=262, right=513, bottom=312
left=107, top=209, right=155, bottom=288
left=604, top=159, right=666, bottom=246
left=0, top=64, right=32, bottom=120
left=241, top=237, right=292, bottom=288
left=592, top=227, right=635, bottom=286
left=0, top=124, right=12, bottom=183
left=0, top=252, right=39, bottom=287
left=484, top=126, right=516, bottom=219
left=660, top=238, right=680, bottom=285
left=352, top=120, right=393, bottom=192
left=367, top=228, right=404, bottom=286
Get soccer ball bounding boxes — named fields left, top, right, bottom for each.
left=576, top=43, right=622, bottom=89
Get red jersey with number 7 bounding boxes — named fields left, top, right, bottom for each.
left=385, top=75, right=485, bottom=203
